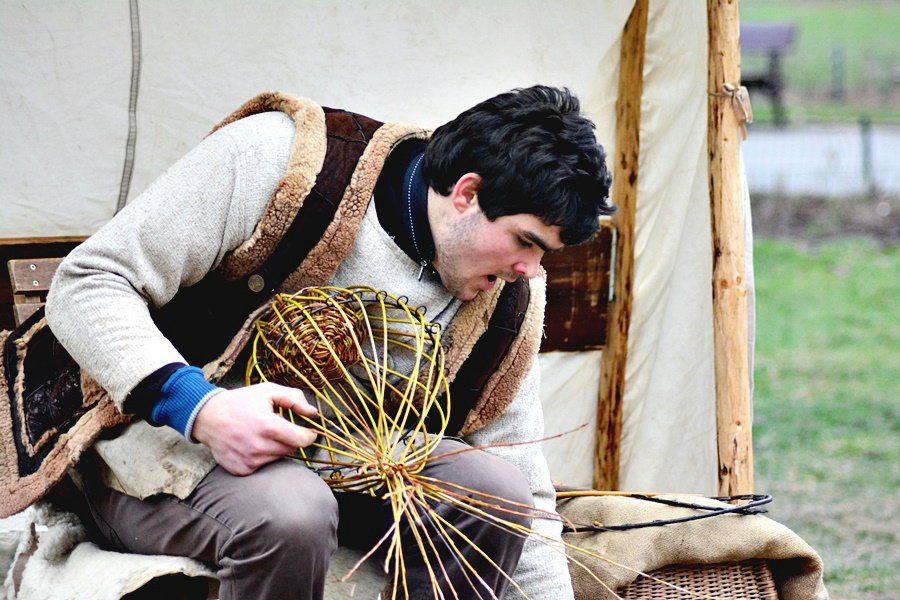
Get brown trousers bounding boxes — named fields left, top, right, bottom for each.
left=83, top=440, right=532, bottom=600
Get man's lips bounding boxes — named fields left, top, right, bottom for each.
left=484, top=274, right=517, bottom=290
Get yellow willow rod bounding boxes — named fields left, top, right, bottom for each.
left=415, top=496, right=525, bottom=600
left=395, top=325, right=442, bottom=431
left=253, top=289, right=449, bottom=459
left=257, top=310, right=385, bottom=449
left=378, top=345, right=448, bottom=465
left=415, top=476, right=555, bottom=526
left=315, top=372, right=417, bottom=446
left=342, top=518, right=399, bottom=582
left=336, top=290, right=391, bottom=425
left=348, top=362, right=428, bottom=414
left=355, top=352, right=448, bottom=438
left=420, top=422, right=590, bottom=465
left=387, top=484, right=415, bottom=600
left=336, top=286, right=400, bottom=418
left=396, top=499, right=450, bottom=600
left=399, top=485, right=461, bottom=600
left=320, top=293, right=439, bottom=461
left=401, top=487, right=493, bottom=600
left=387, top=381, right=430, bottom=465
left=369, top=289, right=393, bottom=411
left=394, top=390, right=446, bottom=469
left=338, top=294, right=449, bottom=468
left=255, top=336, right=380, bottom=456
left=381, top=301, right=430, bottom=450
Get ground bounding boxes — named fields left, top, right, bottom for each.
left=750, top=192, right=899, bottom=599
left=751, top=192, right=898, bottom=244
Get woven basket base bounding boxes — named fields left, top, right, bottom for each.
left=617, top=559, right=779, bottom=600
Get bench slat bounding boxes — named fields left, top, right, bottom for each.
left=0, top=238, right=86, bottom=330
left=12, top=304, right=44, bottom=326
left=7, top=258, right=64, bottom=326
left=8, top=258, right=62, bottom=294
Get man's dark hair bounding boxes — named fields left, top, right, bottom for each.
left=423, top=85, right=614, bottom=245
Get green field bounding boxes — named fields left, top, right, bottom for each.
left=741, top=0, right=900, bottom=123
left=753, top=237, right=899, bottom=598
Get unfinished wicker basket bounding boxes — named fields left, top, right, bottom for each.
left=617, top=559, right=779, bottom=599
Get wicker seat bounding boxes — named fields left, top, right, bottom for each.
left=617, top=559, right=779, bottom=599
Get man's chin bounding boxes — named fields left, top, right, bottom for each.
left=442, top=275, right=485, bottom=301
left=452, top=288, right=480, bottom=301
left=449, top=281, right=482, bottom=301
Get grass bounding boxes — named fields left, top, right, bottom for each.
left=750, top=102, right=900, bottom=126
left=752, top=237, right=900, bottom=598
left=741, top=0, right=900, bottom=123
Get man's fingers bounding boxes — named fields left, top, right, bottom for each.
left=193, top=385, right=320, bottom=477
left=268, top=383, right=318, bottom=417
left=267, top=417, right=318, bottom=449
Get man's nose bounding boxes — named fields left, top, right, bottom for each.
left=512, top=258, right=540, bottom=279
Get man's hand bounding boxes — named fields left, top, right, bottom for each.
left=192, top=383, right=318, bottom=476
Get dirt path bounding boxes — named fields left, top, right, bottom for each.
left=751, top=192, right=898, bottom=245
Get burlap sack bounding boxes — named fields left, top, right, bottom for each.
left=559, top=493, right=828, bottom=600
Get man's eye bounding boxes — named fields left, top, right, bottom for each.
left=518, top=237, right=533, bottom=248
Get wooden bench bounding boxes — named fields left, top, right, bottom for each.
left=0, top=237, right=87, bottom=330
left=741, top=23, right=796, bottom=126
left=7, top=258, right=64, bottom=327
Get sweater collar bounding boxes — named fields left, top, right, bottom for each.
left=374, top=140, right=436, bottom=280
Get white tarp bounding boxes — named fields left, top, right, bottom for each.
left=0, top=1, right=733, bottom=495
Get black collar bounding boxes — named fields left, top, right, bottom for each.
left=374, top=140, right=436, bottom=280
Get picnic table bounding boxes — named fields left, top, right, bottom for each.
left=741, top=23, right=797, bottom=126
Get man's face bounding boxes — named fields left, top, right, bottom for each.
left=433, top=206, right=563, bottom=301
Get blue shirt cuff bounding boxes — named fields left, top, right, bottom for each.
left=150, top=366, right=224, bottom=438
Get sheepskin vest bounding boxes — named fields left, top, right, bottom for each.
left=151, top=92, right=546, bottom=437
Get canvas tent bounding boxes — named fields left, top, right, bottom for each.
left=0, top=0, right=752, bottom=497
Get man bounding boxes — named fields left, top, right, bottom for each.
left=45, top=85, right=613, bottom=599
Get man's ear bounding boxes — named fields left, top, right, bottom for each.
left=449, top=173, right=482, bottom=214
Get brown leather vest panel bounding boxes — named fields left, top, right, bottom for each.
left=151, top=108, right=384, bottom=366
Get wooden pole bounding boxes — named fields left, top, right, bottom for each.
left=708, top=0, right=754, bottom=495
left=594, top=0, right=648, bottom=490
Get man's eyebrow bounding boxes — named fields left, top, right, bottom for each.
left=522, top=230, right=562, bottom=253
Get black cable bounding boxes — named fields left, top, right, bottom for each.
left=561, top=494, right=773, bottom=533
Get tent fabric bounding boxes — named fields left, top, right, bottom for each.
left=539, top=351, right=603, bottom=488
left=0, top=1, right=744, bottom=497
left=615, top=1, right=720, bottom=493
left=544, top=3, right=729, bottom=494
left=1, top=0, right=632, bottom=236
